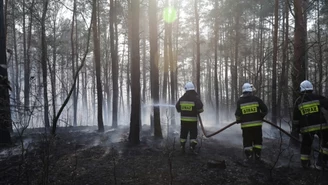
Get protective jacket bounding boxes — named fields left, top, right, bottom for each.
left=293, top=93, right=328, bottom=133
left=176, top=90, right=203, bottom=122
left=235, top=93, right=268, bottom=128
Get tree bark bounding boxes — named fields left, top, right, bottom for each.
left=12, top=0, right=20, bottom=121
left=0, top=0, right=11, bottom=145
left=92, top=0, right=104, bottom=132
left=195, top=0, right=201, bottom=96
left=110, top=0, right=118, bottom=128
left=292, top=0, right=306, bottom=101
left=214, top=0, right=219, bottom=119
left=168, top=10, right=176, bottom=126
left=41, top=0, right=50, bottom=128
left=272, top=0, right=278, bottom=123
left=162, top=2, right=169, bottom=102
left=25, top=0, right=34, bottom=112
left=51, top=8, right=58, bottom=120
left=149, top=0, right=162, bottom=138
left=317, top=0, right=323, bottom=95
left=129, top=0, right=140, bottom=145
left=71, top=0, right=78, bottom=127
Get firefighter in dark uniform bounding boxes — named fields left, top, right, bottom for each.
left=235, top=83, right=268, bottom=161
left=293, top=80, right=328, bottom=170
left=176, top=82, right=204, bottom=153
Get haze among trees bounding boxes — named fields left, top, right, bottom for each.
left=1, top=0, right=328, bottom=145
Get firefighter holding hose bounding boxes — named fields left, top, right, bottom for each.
left=293, top=80, right=328, bottom=170
left=235, top=83, right=268, bottom=162
left=176, top=82, right=204, bottom=154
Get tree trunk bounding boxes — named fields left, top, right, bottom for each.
left=292, top=0, right=306, bottom=101
left=25, top=0, right=34, bottom=112
left=0, top=0, right=11, bottom=145
left=129, top=0, right=140, bottom=145
left=149, top=0, right=162, bottom=138
left=303, top=0, right=308, bottom=79
left=272, top=0, right=278, bottom=123
left=168, top=13, right=176, bottom=126
left=41, top=0, right=50, bottom=128
left=233, top=6, right=241, bottom=107
left=214, top=0, right=219, bottom=119
left=291, top=0, right=306, bottom=146
left=195, top=0, right=201, bottom=96
left=142, top=26, right=146, bottom=102
left=278, top=0, right=289, bottom=117
left=163, top=10, right=168, bottom=101
left=110, top=0, right=118, bottom=128
left=12, top=0, right=20, bottom=122
left=71, top=0, right=78, bottom=127
left=92, top=0, right=104, bottom=132
left=317, top=0, right=323, bottom=95
left=51, top=11, right=57, bottom=120
left=22, top=0, right=27, bottom=110
left=283, top=0, right=290, bottom=117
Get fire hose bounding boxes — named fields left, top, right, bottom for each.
left=262, top=119, right=300, bottom=142
left=198, top=114, right=300, bottom=141
left=198, top=115, right=237, bottom=138
left=198, top=115, right=323, bottom=154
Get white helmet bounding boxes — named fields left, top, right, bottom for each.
left=300, top=80, right=313, bottom=92
left=242, top=83, right=253, bottom=93
left=185, top=82, right=195, bottom=91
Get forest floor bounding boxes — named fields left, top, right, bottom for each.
left=1, top=124, right=328, bottom=185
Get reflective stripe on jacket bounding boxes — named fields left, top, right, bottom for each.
left=300, top=123, right=328, bottom=133
left=240, top=120, right=263, bottom=128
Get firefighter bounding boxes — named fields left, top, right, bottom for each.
left=293, top=80, right=328, bottom=170
left=176, top=82, right=204, bottom=154
left=235, top=83, right=268, bottom=161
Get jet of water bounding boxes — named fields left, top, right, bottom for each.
left=143, top=104, right=175, bottom=108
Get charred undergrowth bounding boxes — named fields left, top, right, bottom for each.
left=0, top=125, right=327, bottom=185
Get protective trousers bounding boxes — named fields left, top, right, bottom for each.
left=300, top=130, right=328, bottom=167
left=242, top=126, right=262, bottom=160
left=180, top=122, right=198, bottom=149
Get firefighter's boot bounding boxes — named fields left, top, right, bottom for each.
left=301, top=160, right=311, bottom=170
left=244, top=150, right=253, bottom=161
left=254, top=151, right=261, bottom=161
left=316, top=153, right=328, bottom=170
left=190, top=140, right=198, bottom=154
left=180, top=142, right=186, bottom=154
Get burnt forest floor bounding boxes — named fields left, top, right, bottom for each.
left=0, top=124, right=328, bottom=185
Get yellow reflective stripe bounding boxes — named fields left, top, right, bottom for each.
left=190, top=139, right=198, bottom=144
left=320, top=148, right=328, bottom=155
left=180, top=101, right=195, bottom=106
left=244, top=146, right=253, bottom=151
left=180, top=139, right=186, bottom=143
left=300, top=124, right=328, bottom=133
left=181, top=116, right=197, bottom=122
left=241, top=121, right=262, bottom=128
left=301, top=154, right=310, bottom=161
left=240, top=102, right=259, bottom=108
left=253, top=145, right=262, bottom=149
